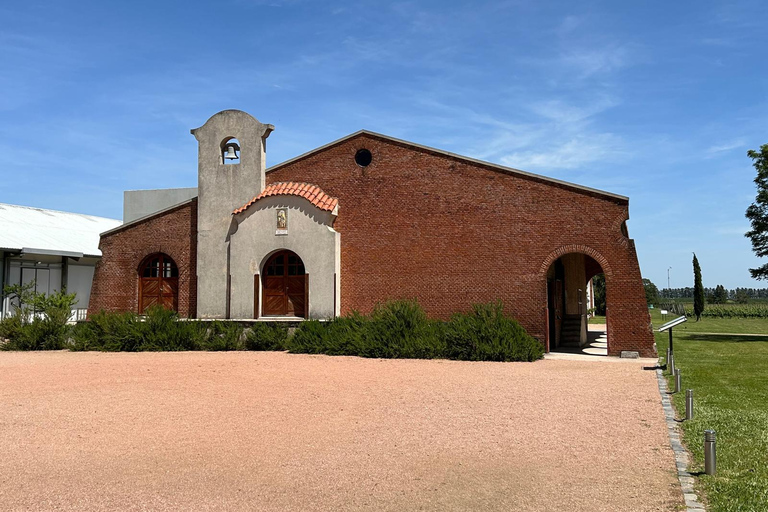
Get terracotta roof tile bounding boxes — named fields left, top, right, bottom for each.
left=233, top=182, right=339, bottom=215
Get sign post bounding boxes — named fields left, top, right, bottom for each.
left=658, top=315, right=687, bottom=367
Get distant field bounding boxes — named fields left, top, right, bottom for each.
left=649, top=308, right=768, bottom=334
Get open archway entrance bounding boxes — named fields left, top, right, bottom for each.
left=261, top=250, right=307, bottom=317
left=546, top=252, right=607, bottom=355
left=138, top=253, right=179, bottom=313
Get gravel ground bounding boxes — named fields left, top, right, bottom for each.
left=0, top=351, right=681, bottom=511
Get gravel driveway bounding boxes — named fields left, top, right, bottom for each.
left=0, top=351, right=681, bottom=511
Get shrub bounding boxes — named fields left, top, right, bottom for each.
left=288, top=313, right=367, bottom=355
left=196, top=321, right=244, bottom=351
left=70, top=310, right=143, bottom=351
left=444, top=301, right=544, bottom=362
left=288, top=319, right=330, bottom=354
left=361, top=300, right=444, bottom=359
left=0, top=288, right=77, bottom=351
left=245, top=322, right=289, bottom=351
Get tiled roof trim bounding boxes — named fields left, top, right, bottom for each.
left=233, top=182, right=339, bottom=214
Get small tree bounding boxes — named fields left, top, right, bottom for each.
left=693, top=253, right=705, bottom=321
left=642, top=278, right=660, bottom=306
left=746, top=144, right=768, bottom=279
left=712, top=284, right=728, bottom=304
left=735, top=289, right=750, bottom=304
left=592, top=274, right=606, bottom=316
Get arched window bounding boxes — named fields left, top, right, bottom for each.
left=262, top=250, right=307, bottom=317
left=139, top=253, right=179, bottom=313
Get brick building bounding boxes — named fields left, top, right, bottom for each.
left=89, top=110, right=655, bottom=357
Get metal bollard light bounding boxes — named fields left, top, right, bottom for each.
left=704, top=430, right=716, bottom=475
left=685, top=389, right=694, bottom=420
left=669, top=353, right=676, bottom=375
left=674, top=369, right=681, bottom=393
left=666, top=348, right=671, bottom=369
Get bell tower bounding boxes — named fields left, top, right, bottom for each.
left=191, top=110, right=274, bottom=318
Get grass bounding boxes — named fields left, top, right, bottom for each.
left=655, top=313, right=768, bottom=512
left=587, top=314, right=606, bottom=325
left=649, top=307, right=768, bottom=335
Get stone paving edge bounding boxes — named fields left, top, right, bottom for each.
left=655, top=367, right=707, bottom=511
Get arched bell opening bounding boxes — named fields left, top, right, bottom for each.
left=221, top=137, right=241, bottom=164
left=546, top=252, right=608, bottom=356
left=260, top=250, right=307, bottom=318
left=138, top=253, right=179, bottom=313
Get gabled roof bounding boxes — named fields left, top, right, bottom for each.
left=100, top=198, right=197, bottom=238
left=0, top=203, right=122, bottom=257
left=234, top=182, right=339, bottom=215
left=266, top=130, right=629, bottom=203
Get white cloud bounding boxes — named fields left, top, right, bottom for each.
left=706, top=139, right=745, bottom=155
left=499, top=133, right=626, bottom=170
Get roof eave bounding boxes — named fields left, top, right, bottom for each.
left=100, top=197, right=197, bottom=237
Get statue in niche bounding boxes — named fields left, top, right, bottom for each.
left=277, top=209, right=287, bottom=230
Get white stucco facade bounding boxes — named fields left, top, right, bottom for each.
left=229, top=194, right=340, bottom=319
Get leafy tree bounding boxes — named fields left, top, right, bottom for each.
left=693, top=253, right=705, bottom=321
left=735, top=289, right=750, bottom=304
left=642, top=278, right=660, bottom=306
left=746, top=144, right=768, bottom=279
left=712, top=284, right=728, bottom=304
left=592, top=274, right=606, bottom=316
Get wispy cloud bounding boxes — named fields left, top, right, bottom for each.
left=560, top=45, right=629, bottom=79
left=499, top=133, right=626, bottom=170
left=706, top=139, right=745, bottom=155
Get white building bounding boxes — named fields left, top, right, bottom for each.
left=0, top=203, right=121, bottom=319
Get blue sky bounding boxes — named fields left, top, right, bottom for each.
left=1, top=0, right=767, bottom=289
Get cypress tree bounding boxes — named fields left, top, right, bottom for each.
left=693, top=253, right=704, bottom=321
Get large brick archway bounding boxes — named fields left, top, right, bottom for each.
left=541, top=245, right=610, bottom=353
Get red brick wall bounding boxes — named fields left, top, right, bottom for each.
left=88, top=200, right=198, bottom=318
left=266, top=134, right=655, bottom=357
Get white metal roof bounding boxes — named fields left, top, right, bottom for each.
left=0, top=203, right=121, bottom=258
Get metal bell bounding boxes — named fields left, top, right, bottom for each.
left=223, top=142, right=240, bottom=160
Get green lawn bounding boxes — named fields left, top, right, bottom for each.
left=588, top=314, right=606, bottom=325
left=655, top=314, right=768, bottom=512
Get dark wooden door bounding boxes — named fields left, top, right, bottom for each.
left=139, top=254, right=179, bottom=313
left=262, top=251, right=306, bottom=317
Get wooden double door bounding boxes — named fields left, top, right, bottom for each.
left=139, top=254, right=179, bottom=313
left=261, top=251, right=307, bottom=317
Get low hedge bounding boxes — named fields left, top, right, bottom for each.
left=2, top=300, right=544, bottom=362
left=69, top=307, right=289, bottom=352
left=288, top=300, right=543, bottom=362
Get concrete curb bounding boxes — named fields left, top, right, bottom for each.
left=656, top=368, right=706, bottom=511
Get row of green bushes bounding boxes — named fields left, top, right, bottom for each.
left=290, top=300, right=543, bottom=361
left=685, top=303, right=768, bottom=319
left=0, top=300, right=544, bottom=362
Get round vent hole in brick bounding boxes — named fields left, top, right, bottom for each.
left=355, top=148, right=372, bottom=167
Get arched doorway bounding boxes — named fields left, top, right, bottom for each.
left=546, top=252, right=607, bottom=355
left=261, top=250, right=307, bottom=317
left=138, top=254, right=179, bottom=313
